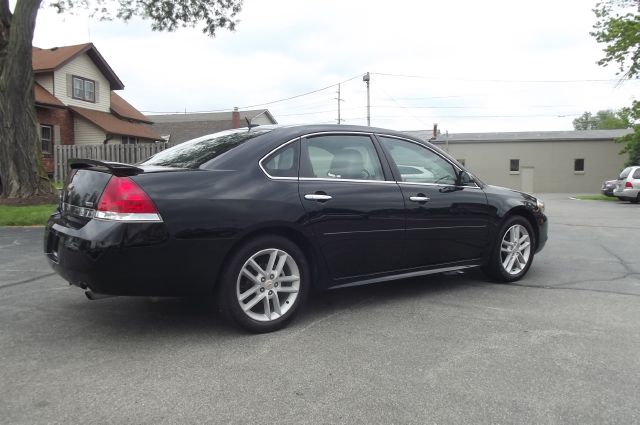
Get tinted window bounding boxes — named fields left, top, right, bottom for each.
left=510, top=159, right=520, bottom=172
left=574, top=158, right=585, bottom=172
left=301, top=135, right=384, bottom=181
left=379, top=137, right=456, bottom=185
left=262, top=140, right=299, bottom=178
left=142, top=129, right=271, bottom=169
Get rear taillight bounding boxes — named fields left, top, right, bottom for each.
left=95, top=177, right=162, bottom=222
left=626, top=181, right=633, bottom=188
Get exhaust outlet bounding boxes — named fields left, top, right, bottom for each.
left=85, top=290, right=116, bottom=300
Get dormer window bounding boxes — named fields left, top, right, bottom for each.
left=72, top=76, right=95, bottom=102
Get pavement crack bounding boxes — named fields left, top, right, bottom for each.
left=0, top=272, right=57, bottom=290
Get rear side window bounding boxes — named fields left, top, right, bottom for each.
left=142, top=129, right=271, bottom=169
left=300, top=135, right=384, bottom=181
left=633, top=168, right=640, bottom=179
left=262, top=140, right=299, bottom=178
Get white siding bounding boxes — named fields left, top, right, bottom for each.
left=440, top=139, right=626, bottom=193
left=35, top=73, right=54, bottom=93
left=54, top=54, right=111, bottom=112
left=74, top=117, right=106, bottom=145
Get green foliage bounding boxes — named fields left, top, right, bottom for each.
left=591, top=0, right=640, bottom=79
left=0, top=205, right=57, bottom=226
left=45, top=0, right=244, bottom=36
left=574, top=195, right=620, bottom=201
left=615, top=100, right=640, bottom=165
left=573, top=109, right=633, bottom=130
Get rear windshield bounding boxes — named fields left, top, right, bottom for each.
left=618, top=167, right=632, bottom=179
left=141, top=129, right=271, bottom=168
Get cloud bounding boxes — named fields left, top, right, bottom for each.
left=31, top=0, right=639, bottom=132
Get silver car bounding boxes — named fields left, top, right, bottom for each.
left=613, top=166, right=640, bottom=203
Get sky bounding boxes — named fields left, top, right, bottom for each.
left=29, top=0, right=640, bottom=133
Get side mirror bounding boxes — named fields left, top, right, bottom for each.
left=458, top=170, right=475, bottom=186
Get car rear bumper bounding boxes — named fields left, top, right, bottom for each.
left=44, top=213, right=229, bottom=296
left=613, top=188, right=639, bottom=199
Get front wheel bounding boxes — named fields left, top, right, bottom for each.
left=217, top=235, right=309, bottom=333
left=482, top=216, right=535, bottom=283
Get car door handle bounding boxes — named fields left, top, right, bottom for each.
left=409, top=196, right=430, bottom=202
left=304, top=194, right=332, bottom=201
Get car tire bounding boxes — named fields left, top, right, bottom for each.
left=482, top=216, right=536, bottom=283
left=631, top=194, right=640, bottom=204
left=217, top=235, right=309, bottom=333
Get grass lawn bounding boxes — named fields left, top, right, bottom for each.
left=0, top=204, right=57, bottom=226
left=574, top=194, right=620, bottom=201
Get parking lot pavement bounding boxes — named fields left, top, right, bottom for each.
left=1, top=195, right=639, bottom=425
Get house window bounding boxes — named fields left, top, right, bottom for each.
left=122, top=136, right=138, bottom=145
left=41, top=125, right=53, bottom=153
left=72, top=76, right=96, bottom=102
left=574, top=158, right=585, bottom=173
left=510, top=159, right=520, bottom=174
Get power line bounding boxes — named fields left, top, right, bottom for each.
left=372, top=72, right=635, bottom=84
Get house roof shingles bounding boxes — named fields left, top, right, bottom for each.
left=32, top=43, right=124, bottom=90
left=34, top=82, right=65, bottom=108
left=70, top=106, right=161, bottom=141
left=110, top=92, right=152, bottom=123
left=150, top=110, right=277, bottom=143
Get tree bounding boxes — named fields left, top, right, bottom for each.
left=591, top=0, right=640, bottom=165
left=0, top=0, right=243, bottom=199
left=572, top=109, right=633, bottom=130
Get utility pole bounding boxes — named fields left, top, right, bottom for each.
left=335, top=84, right=345, bottom=124
left=363, top=72, right=370, bottom=126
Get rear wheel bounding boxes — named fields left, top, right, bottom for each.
left=217, top=235, right=309, bottom=333
left=483, top=216, right=535, bottom=283
left=631, top=194, right=640, bottom=204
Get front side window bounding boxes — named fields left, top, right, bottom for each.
left=41, top=125, right=53, bottom=153
left=301, top=135, right=384, bottom=181
left=379, top=137, right=456, bottom=185
left=72, top=76, right=96, bottom=102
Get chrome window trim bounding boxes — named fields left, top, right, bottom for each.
left=258, top=137, right=301, bottom=181
left=375, top=133, right=481, bottom=188
left=299, top=177, right=396, bottom=185
left=258, top=131, right=482, bottom=189
left=398, top=181, right=482, bottom=190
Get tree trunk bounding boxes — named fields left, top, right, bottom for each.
left=0, top=0, right=51, bottom=199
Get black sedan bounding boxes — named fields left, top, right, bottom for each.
left=45, top=125, right=548, bottom=332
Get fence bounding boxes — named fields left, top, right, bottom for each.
left=54, top=142, right=176, bottom=182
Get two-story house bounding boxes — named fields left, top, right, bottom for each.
left=33, top=43, right=161, bottom=173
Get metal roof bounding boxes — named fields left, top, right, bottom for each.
left=404, top=129, right=634, bottom=143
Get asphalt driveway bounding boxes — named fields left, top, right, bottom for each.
left=1, top=194, right=639, bottom=424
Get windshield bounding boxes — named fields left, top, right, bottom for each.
left=142, top=129, right=272, bottom=168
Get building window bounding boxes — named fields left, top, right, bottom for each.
left=457, top=159, right=466, bottom=167
left=574, top=158, right=585, bottom=173
left=122, top=136, right=138, bottom=145
left=510, top=159, right=520, bottom=174
left=72, top=76, right=95, bottom=102
left=41, top=125, right=53, bottom=153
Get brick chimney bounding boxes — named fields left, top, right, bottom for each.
left=232, top=107, right=240, bottom=129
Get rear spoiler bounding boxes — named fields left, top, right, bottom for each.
left=69, top=158, right=144, bottom=177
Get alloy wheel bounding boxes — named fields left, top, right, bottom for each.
left=500, top=224, right=532, bottom=276
left=236, top=248, right=300, bottom=322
